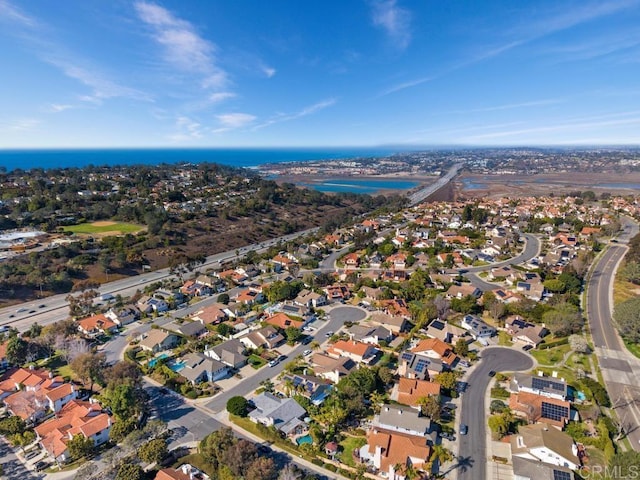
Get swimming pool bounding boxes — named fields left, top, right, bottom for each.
left=168, top=360, right=186, bottom=372
left=296, top=434, right=313, bottom=446
left=148, top=353, right=169, bottom=368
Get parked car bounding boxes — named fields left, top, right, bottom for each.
left=25, top=450, right=40, bottom=460
left=303, top=349, right=312, bottom=356
left=35, top=461, right=49, bottom=471
left=268, top=359, right=279, bottom=368
left=325, top=331, right=334, bottom=338
left=440, top=431, right=455, bottom=441
left=522, top=344, right=533, bottom=351
left=459, top=424, right=468, bottom=435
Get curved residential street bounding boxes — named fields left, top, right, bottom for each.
left=586, top=217, right=640, bottom=450
left=456, top=347, right=534, bottom=480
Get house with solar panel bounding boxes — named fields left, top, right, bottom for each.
left=461, top=314, right=497, bottom=341
left=397, top=351, right=444, bottom=381
left=509, top=373, right=574, bottom=428
left=511, top=456, right=575, bottom=480
left=505, top=316, right=548, bottom=347
left=276, top=373, right=333, bottom=406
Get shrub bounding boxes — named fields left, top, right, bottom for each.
left=226, top=396, right=249, bottom=417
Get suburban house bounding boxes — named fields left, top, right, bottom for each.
left=76, top=314, right=118, bottom=337
left=505, top=317, right=548, bottom=346
left=177, top=352, right=229, bottom=384
left=189, top=303, right=228, bottom=325
left=346, top=324, right=393, bottom=346
left=104, top=307, right=138, bottom=326
left=397, top=351, right=444, bottom=381
left=311, top=353, right=358, bottom=384
left=424, top=320, right=468, bottom=344
left=359, top=428, right=432, bottom=480
left=136, top=296, right=169, bottom=314
left=343, top=252, right=361, bottom=268
left=294, top=289, right=327, bottom=308
left=239, top=326, right=284, bottom=350
left=369, top=312, right=410, bottom=334
left=374, top=404, right=435, bottom=439
left=204, top=338, right=247, bottom=369
left=35, top=399, right=112, bottom=464
left=324, top=285, right=351, bottom=303
left=155, top=464, right=210, bottom=480
left=327, top=340, right=378, bottom=364
left=445, top=284, right=483, bottom=299
left=379, top=298, right=411, bottom=319
left=509, top=391, right=573, bottom=428
left=138, top=330, right=180, bottom=353
left=162, top=320, right=207, bottom=339
left=511, top=423, right=581, bottom=470
left=393, top=378, right=441, bottom=407
left=235, top=288, right=264, bottom=305
left=248, top=392, right=307, bottom=439
left=265, top=312, right=305, bottom=330
left=511, top=373, right=569, bottom=401
left=277, top=373, right=333, bottom=406
left=512, top=456, right=575, bottom=480
left=461, top=314, right=497, bottom=340
left=1, top=368, right=78, bottom=422
left=411, top=338, right=458, bottom=367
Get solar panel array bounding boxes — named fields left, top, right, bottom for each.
left=552, top=470, right=572, bottom=480
left=532, top=377, right=565, bottom=392
left=431, top=320, right=445, bottom=330
left=415, top=359, right=430, bottom=373
left=401, top=351, right=414, bottom=362
left=541, top=402, right=569, bottom=422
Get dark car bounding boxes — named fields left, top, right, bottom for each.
left=440, top=431, right=455, bottom=441
left=25, top=450, right=40, bottom=460
left=35, top=461, right=49, bottom=471
left=489, top=370, right=496, bottom=377
left=38, top=304, right=46, bottom=308
left=459, top=424, right=468, bottom=435
left=301, top=335, right=313, bottom=345
left=28, top=310, right=36, bottom=314
left=522, top=344, right=533, bottom=351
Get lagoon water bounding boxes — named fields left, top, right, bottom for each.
left=302, top=178, right=419, bottom=194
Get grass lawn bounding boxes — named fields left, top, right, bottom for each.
left=613, top=271, right=639, bottom=305
left=530, top=344, right=572, bottom=366
left=565, top=353, right=592, bottom=374
left=248, top=354, right=266, bottom=369
left=229, top=414, right=304, bottom=459
left=533, top=366, right=578, bottom=386
left=338, top=436, right=366, bottom=467
left=498, top=331, right=513, bottom=346
left=624, top=340, right=640, bottom=360
left=63, top=221, right=144, bottom=235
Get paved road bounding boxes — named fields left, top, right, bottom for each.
left=205, top=305, right=366, bottom=412
left=0, top=437, right=42, bottom=480
left=586, top=217, right=640, bottom=450
left=0, top=227, right=321, bottom=331
left=456, top=347, right=534, bottom=480
left=408, top=163, right=462, bottom=206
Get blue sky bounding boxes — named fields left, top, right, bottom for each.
left=1, top=0, right=640, bottom=148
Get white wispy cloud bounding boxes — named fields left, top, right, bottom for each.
left=380, top=0, right=639, bottom=97
left=463, top=110, right=640, bottom=141
left=48, top=104, right=74, bottom=113
left=445, top=99, right=565, bottom=115
left=216, top=113, right=256, bottom=129
left=370, top=0, right=412, bottom=50
left=253, top=98, right=337, bottom=130
left=135, top=1, right=228, bottom=89
left=0, top=0, right=36, bottom=27
left=262, top=65, right=276, bottom=78
left=168, top=115, right=203, bottom=141
left=0, top=118, right=40, bottom=131
left=209, top=92, right=236, bottom=104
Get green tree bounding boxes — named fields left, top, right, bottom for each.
left=543, top=278, right=566, bottom=293
left=430, top=444, right=454, bottom=468
left=0, top=416, right=26, bottom=435
left=542, top=303, right=583, bottom=337
left=137, top=438, right=167, bottom=464
left=226, top=396, right=249, bottom=417
left=417, top=395, right=441, bottom=421
left=109, top=417, right=137, bottom=442
left=116, top=463, right=144, bottom=480
left=67, top=434, right=95, bottom=460
left=609, top=451, right=640, bottom=478
left=488, top=414, right=510, bottom=439
left=245, top=457, right=278, bottom=480
left=434, top=371, right=459, bottom=391
left=200, top=427, right=236, bottom=470
left=454, top=338, right=469, bottom=357
left=217, top=323, right=232, bottom=337
left=217, top=293, right=230, bottom=304
left=101, top=384, right=138, bottom=419
left=285, top=326, right=302, bottom=344
left=6, top=336, right=28, bottom=365
left=71, top=352, right=107, bottom=391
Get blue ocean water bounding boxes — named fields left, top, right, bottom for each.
left=0, top=148, right=397, bottom=172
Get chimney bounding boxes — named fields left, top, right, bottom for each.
left=537, top=371, right=543, bottom=376
left=385, top=406, right=389, bottom=412
left=551, top=371, right=558, bottom=378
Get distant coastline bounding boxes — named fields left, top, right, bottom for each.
left=0, top=147, right=399, bottom=172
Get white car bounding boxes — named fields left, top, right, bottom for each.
left=303, top=349, right=312, bottom=356
left=268, top=359, right=279, bottom=368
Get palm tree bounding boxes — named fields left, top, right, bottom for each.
left=430, top=444, right=454, bottom=471
left=310, top=340, right=321, bottom=351
left=283, top=378, right=295, bottom=397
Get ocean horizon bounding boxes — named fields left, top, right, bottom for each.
left=0, top=147, right=401, bottom=172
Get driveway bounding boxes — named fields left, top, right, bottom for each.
left=0, top=438, right=41, bottom=480
left=455, top=347, right=534, bottom=480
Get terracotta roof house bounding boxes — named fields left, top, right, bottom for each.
left=35, top=399, right=112, bottom=464
left=155, top=464, right=210, bottom=480
left=511, top=423, right=581, bottom=470
left=343, top=252, right=361, bottom=268
left=359, top=427, right=432, bottom=480
left=190, top=303, right=228, bottom=325
left=265, top=312, right=304, bottom=330
left=509, top=392, right=572, bottom=428
left=324, top=285, right=351, bottom=302
left=379, top=298, right=411, bottom=319
left=393, top=378, right=441, bottom=407
left=327, top=340, right=378, bottom=364
left=235, top=288, right=264, bottom=305
left=411, top=338, right=458, bottom=366
left=76, top=314, right=118, bottom=337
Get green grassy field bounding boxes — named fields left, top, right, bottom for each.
left=63, top=221, right=144, bottom=235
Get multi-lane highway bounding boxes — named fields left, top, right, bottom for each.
left=586, top=217, right=640, bottom=450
